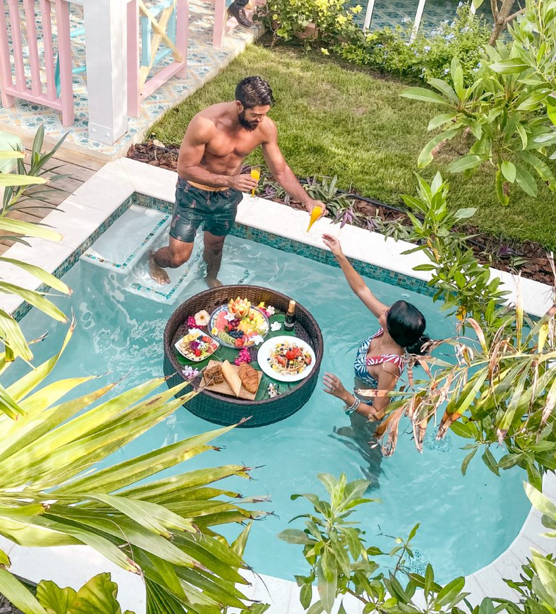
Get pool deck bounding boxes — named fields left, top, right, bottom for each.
left=0, top=158, right=555, bottom=611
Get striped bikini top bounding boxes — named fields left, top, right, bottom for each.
left=353, top=328, right=405, bottom=388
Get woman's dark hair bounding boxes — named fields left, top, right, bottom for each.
left=235, top=76, right=275, bottom=109
left=386, top=300, right=430, bottom=355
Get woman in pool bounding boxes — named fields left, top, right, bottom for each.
left=322, top=234, right=429, bottom=422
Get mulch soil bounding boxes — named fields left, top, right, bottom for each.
left=128, top=142, right=555, bottom=287
left=0, top=596, right=23, bottom=614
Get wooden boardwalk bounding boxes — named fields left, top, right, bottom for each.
left=0, top=145, right=104, bottom=257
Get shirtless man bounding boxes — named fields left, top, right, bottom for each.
left=149, top=76, right=326, bottom=287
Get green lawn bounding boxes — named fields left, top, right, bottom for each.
left=150, top=44, right=556, bottom=250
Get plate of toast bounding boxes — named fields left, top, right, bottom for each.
left=202, top=360, right=263, bottom=400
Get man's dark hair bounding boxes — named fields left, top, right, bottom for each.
left=235, top=76, right=275, bottom=109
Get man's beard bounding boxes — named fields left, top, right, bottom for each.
left=238, top=111, right=258, bottom=131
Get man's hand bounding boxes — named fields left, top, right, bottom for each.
left=228, top=173, right=259, bottom=193
left=306, top=199, right=328, bottom=219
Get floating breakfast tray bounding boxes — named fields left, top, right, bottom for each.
left=81, top=205, right=170, bottom=274
left=202, top=360, right=263, bottom=400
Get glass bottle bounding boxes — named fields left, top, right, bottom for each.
left=284, top=300, right=296, bottom=332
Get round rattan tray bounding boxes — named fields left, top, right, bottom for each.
left=163, top=285, right=323, bottom=427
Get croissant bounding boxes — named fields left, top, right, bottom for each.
left=239, top=363, right=259, bottom=394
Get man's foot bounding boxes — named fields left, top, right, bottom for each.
left=149, top=253, right=170, bottom=285
left=228, top=1, right=252, bottom=27
left=205, top=276, right=223, bottom=289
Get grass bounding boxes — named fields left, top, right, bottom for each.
left=149, top=44, right=556, bottom=250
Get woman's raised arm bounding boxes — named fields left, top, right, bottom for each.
left=322, top=234, right=388, bottom=319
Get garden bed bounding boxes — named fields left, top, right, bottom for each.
left=0, top=595, right=23, bottom=613
left=127, top=141, right=555, bottom=286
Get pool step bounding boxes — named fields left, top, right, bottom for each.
left=125, top=230, right=204, bottom=304
left=81, top=205, right=170, bottom=274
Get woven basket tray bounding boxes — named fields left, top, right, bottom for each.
left=163, top=284, right=324, bottom=427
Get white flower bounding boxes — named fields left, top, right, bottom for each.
left=266, top=306, right=276, bottom=316
left=224, top=312, right=237, bottom=322
left=251, top=335, right=264, bottom=346
left=271, top=321, right=282, bottom=332
left=194, top=310, right=210, bottom=326
left=267, top=383, right=279, bottom=398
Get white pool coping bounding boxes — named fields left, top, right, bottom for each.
left=0, top=158, right=554, bottom=611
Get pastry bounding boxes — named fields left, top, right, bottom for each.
left=222, top=360, right=242, bottom=397
left=204, top=364, right=223, bottom=386
left=239, top=363, right=259, bottom=394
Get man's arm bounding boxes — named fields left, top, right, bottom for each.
left=177, top=116, right=257, bottom=191
left=261, top=121, right=326, bottom=215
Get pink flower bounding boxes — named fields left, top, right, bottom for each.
left=234, top=347, right=252, bottom=366
left=182, top=366, right=200, bottom=380
left=187, top=316, right=196, bottom=328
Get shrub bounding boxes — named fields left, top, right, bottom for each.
left=334, top=5, right=490, bottom=84
left=254, top=0, right=362, bottom=47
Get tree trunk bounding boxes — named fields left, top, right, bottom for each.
left=488, top=0, right=518, bottom=45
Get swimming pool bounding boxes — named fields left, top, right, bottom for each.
left=9, top=230, right=530, bottom=583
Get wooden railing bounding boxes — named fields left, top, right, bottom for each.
left=0, top=0, right=74, bottom=126
left=127, top=0, right=188, bottom=118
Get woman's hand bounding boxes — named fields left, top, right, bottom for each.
left=322, top=234, right=343, bottom=258
left=323, top=373, right=350, bottom=403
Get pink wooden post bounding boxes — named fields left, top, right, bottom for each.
left=24, top=0, right=42, bottom=96
left=54, top=0, right=74, bottom=126
left=176, top=0, right=188, bottom=78
left=39, top=0, right=57, bottom=102
left=213, top=0, right=226, bottom=49
left=127, top=0, right=140, bottom=118
left=0, top=1, right=16, bottom=108
left=7, top=0, right=26, bottom=91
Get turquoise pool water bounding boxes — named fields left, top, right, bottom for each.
left=11, top=233, right=529, bottom=582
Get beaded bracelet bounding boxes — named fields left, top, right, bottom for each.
left=344, top=396, right=360, bottom=416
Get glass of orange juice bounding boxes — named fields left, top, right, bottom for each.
left=250, top=167, right=260, bottom=197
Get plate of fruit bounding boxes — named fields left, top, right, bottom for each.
left=257, top=336, right=315, bottom=382
left=210, top=297, right=269, bottom=348
left=175, top=329, right=220, bottom=362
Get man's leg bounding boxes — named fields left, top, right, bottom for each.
left=203, top=231, right=226, bottom=288
left=149, top=237, right=195, bottom=285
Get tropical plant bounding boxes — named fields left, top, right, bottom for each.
left=473, top=0, right=526, bottom=44
left=280, top=475, right=556, bottom=614
left=399, top=172, right=509, bottom=331
left=0, top=127, right=72, bottom=373
left=364, top=174, right=556, bottom=485
left=504, top=483, right=556, bottom=612
left=279, top=473, right=479, bottom=614
left=402, top=1, right=556, bottom=205
left=0, top=326, right=268, bottom=613
left=0, top=572, right=136, bottom=614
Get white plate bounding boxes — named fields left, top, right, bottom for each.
left=174, top=328, right=219, bottom=362
left=257, top=336, right=316, bottom=383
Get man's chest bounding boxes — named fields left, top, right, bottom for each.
left=206, top=131, right=263, bottom=159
